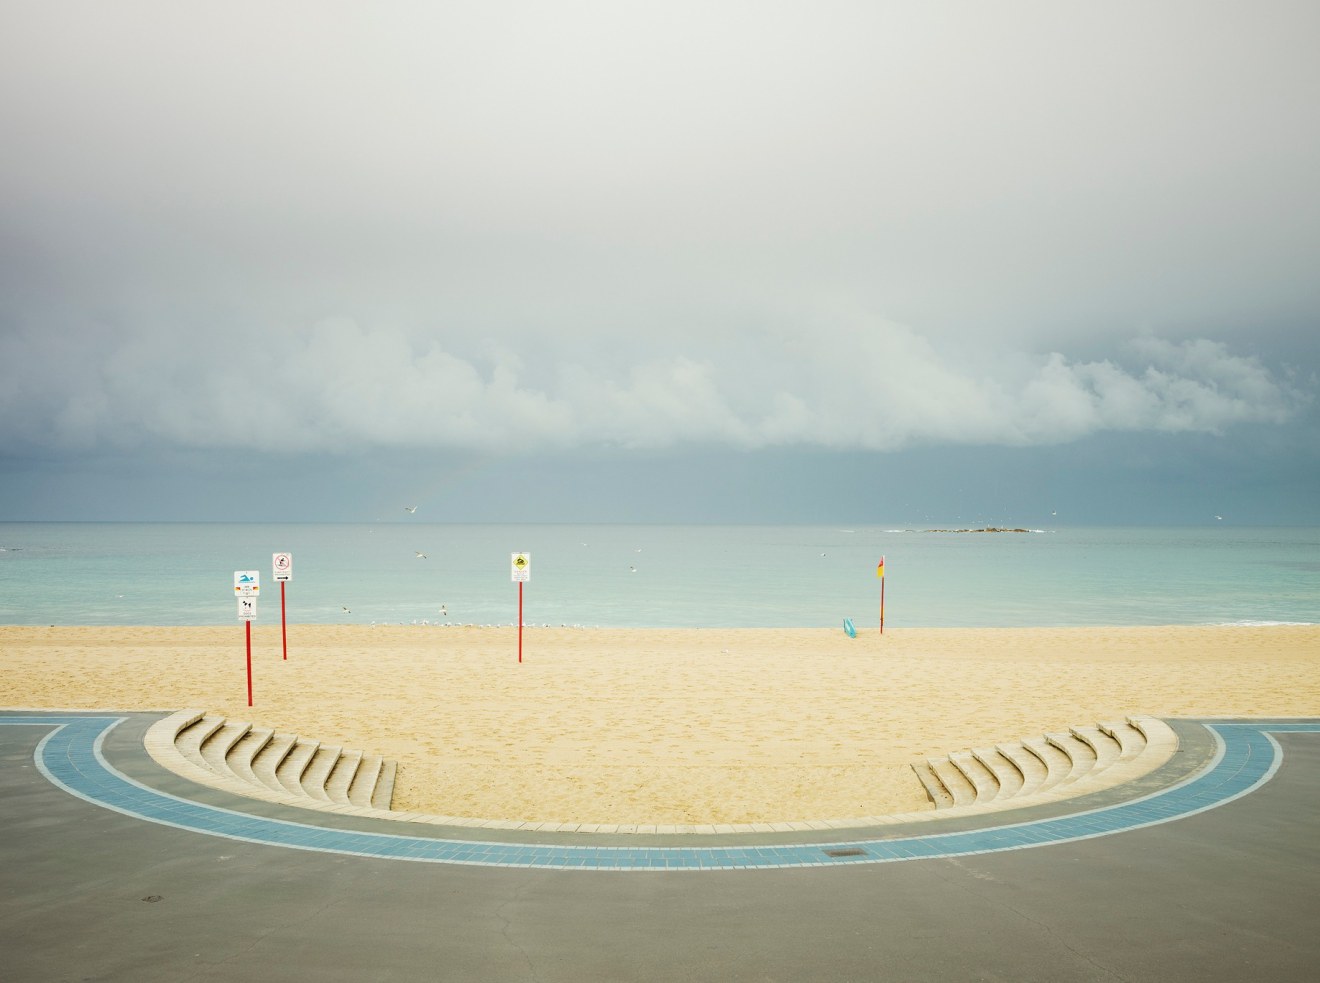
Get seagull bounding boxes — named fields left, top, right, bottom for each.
left=404, top=506, right=417, bottom=513
left=629, top=565, right=637, bottom=573
left=1215, top=515, right=1224, bottom=521
left=341, top=606, right=351, bottom=613
left=415, top=551, right=428, bottom=559
left=440, top=604, right=448, bottom=618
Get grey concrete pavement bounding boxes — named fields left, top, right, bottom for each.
left=2, top=714, right=1318, bottom=982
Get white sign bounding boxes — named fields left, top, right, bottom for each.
left=234, top=570, right=260, bottom=595
left=511, top=552, right=531, bottom=582
left=238, top=596, right=258, bottom=621
left=273, top=552, right=293, bottom=582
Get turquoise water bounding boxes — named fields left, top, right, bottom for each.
left=0, top=523, right=1315, bottom=628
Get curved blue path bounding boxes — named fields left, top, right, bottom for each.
left=5, top=714, right=1318, bottom=871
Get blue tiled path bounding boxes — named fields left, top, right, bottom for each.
left=5, top=715, right=1318, bottom=871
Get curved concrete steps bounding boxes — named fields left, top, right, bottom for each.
left=911, top=716, right=1177, bottom=815
left=145, top=709, right=397, bottom=817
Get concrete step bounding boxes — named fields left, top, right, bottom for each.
left=348, top=754, right=383, bottom=808
left=146, top=709, right=401, bottom=819
left=199, top=721, right=251, bottom=777
left=1100, top=719, right=1147, bottom=762
left=1045, top=732, right=1097, bottom=788
left=372, top=760, right=397, bottom=810
left=996, top=742, right=1047, bottom=797
left=1022, top=735, right=1072, bottom=795
left=950, top=750, right=999, bottom=803
left=275, top=739, right=320, bottom=797
left=300, top=745, right=343, bottom=802
left=928, top=757, right=976, bottom=808
left=1070, top=725, right=1121, bottom=771
left=973, top=747, right=1023, bottom=799
left=911, top=716, right=1177, bottom=817
left=250, top=732, right=299, bottom=793
left=226, top=727, right=274, bottom=786
left=175, top=714, right=225, bottom=772
left=324, top=749, right=363, bottom=806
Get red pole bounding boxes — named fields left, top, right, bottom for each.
left=245, top=620, right=254, bottom=706
left=280, top=581, right=288, bottom=660
left=880, top=576, right=885, bottom=635
left=518, top=581, right=524, bottom=663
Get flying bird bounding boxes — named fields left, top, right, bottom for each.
left=404, top=506, right=417, bottom=513
left=415, top=551, right=428, bottom=559
left=341, top=606, right=351, bottom=613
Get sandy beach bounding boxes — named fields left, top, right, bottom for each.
left=3, top=624, right=1317, bottom=825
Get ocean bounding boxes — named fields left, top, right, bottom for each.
left=1, top=523, right=1315, bottom=629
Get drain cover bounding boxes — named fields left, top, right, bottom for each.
left=823, top=848, right=867, bottom=858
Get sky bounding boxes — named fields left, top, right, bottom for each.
left=2, top=1, right=1317, bottom=526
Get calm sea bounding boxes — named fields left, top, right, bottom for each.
left=0, top=523, right=1315, bottom=629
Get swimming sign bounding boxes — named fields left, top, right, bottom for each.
left=511, top=552, right=531, bottom=582
left=234, top=570, right=260, bottom=595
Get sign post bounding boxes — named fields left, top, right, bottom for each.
left=235, top=571, right=260, bottom=705
left=877, top=556, right=886, bottom=634
left=511, top=552, right=530, bottom=663
left=273, top=552, right=293, bottom=660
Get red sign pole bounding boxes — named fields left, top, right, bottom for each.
left=518, top=581, right=524, bottom=663
left=280, top=581, right=288, bottom=660
left=245, top=620, right=254, bottom=706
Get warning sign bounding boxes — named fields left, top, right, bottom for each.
left=511, top=552, right=530, bottom=582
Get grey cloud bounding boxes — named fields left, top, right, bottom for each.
left=1, top=1, right=1317, bottom=504
left=1, top=313, right=1304, bottom=455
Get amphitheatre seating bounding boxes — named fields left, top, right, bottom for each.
left=146, top=709, right=396, bottom=813
left=911, top=716, right=1176, bottom=814
left=146, top=709, right=1176, bottom=832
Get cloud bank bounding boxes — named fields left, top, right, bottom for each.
left=0, top=316, right=1304, bottom=456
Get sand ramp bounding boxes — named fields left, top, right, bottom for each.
left=911, top=716, right=1176, bottom=814
left=146, top=709, right=396, bottom=814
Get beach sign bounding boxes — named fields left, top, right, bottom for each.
left=234, top=587, right=257, bottom=707
left=511, top=552, right=530, bottom=664
left=273, top=553, right=292, bottom=661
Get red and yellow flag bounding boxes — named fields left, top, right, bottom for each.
left=876, top=556, right=885, bottom=578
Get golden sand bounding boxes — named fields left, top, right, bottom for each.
left=2, top=624, right=1317, bottom=825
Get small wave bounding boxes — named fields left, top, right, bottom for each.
left=1214, top=620, right=1316, bottom=627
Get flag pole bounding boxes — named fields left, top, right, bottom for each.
left=878, top=555, right=886, bottom=634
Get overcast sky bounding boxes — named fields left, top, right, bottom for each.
left=2, top=1, right=1317, bottom=525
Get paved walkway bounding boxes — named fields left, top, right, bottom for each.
left=4, top=711, right=1320, bottom=981
left=7, top=712, right=1316, bottom=870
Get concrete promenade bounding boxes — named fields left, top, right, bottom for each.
left=3, top=711, right=1319, bottom=981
